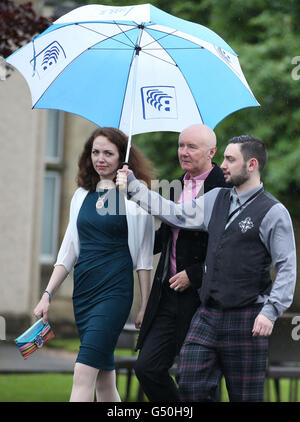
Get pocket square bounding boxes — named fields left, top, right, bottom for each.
left=15, top=318, right=54, bottom=359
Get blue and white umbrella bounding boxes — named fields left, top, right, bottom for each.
left=6, top=3, right=259, bottom=160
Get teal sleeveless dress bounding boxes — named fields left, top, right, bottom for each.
left=73, top=189, right=133, bottom=370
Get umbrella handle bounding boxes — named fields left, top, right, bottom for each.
left=118, top=162, right=129, bottom=191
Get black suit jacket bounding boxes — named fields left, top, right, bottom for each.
left=135, top=164, right=227, bottom=352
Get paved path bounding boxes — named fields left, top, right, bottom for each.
left=0, top=324, right=138, bottom=375
left=0, top=342, right=75, bottom=374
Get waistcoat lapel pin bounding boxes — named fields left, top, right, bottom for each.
left=239, top=217, right=254, bottom=233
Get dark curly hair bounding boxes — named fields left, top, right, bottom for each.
left=77, top=127, right=154, bottom=191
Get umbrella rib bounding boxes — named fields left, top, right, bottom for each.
left=145, top=47, right=204, bottom=50
left=90, top=48, right=134, bottom=50
left=139, top=27, right=203, bottom=66
left=140, top=49, right=178, bottom=67
left=140, top=31, right=203, bottom=66
left=113, top=20, right=137, bottom=47
left=145, top=27, right=211, bottom=52
left=32, top=30, right=137, bottom=108
left=150, top=36, right=205, bottom=124
left=77, top=23, right=135, bottom=49
left=141, top=29, right=178, bottom=49
left=139, top=47, right=204, bottom=65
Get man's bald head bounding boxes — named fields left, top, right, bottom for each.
left=178, top=124, right=217, bottom=177
left=180, top=124, right=217, bottom=149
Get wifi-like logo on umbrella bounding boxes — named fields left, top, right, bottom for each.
left=42, top=45, right=60, bottom=70
left=141, top=86, right=177, bottom=120
left=146, top=88, right=172, bottom=111
left=41, top=42, right=66, bottom=71
left=30, top=41, right=66, bottom=78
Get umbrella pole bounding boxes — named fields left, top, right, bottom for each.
left=124, top=37, right=143, bottom=164
left=120, top=27, right=143, bottom=188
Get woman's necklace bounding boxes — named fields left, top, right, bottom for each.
left=96, top=180, right=115, bottom=210
left=96, top=190, right=110, bottom=209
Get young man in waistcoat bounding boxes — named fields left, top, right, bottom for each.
left=134, top=124, right=226, bottom=402
left=116, top=135, right=296, bottom=402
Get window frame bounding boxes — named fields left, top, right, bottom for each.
left=44, top=110, right=64, bottom=164
left=40, top=110, right=64, bottom=264
left=40, top=170, right=62, bottom=264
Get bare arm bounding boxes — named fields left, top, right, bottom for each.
left=33, top=265, right=69, bottom=324
left=135, top=269, right=151, bottom=329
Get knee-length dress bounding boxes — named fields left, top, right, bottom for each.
left=73, top=189, right=133, bottom=370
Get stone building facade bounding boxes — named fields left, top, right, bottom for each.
left=0, top=0, right=147, bottom=338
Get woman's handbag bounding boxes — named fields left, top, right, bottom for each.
left=15, top=318, right=54, bottom=359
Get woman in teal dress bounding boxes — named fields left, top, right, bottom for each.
left=34, top=128, right=154, bottom=401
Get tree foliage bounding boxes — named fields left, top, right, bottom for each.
left=0, top=0, right=51, bottom=58
left=3, top=0, right=300, bottom=215
left=134, top=0, right=300, bottom=216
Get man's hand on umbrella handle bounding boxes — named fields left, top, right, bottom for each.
left=116, top=166, right=132, bottom=190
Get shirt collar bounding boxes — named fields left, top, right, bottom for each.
left=230, top=183, right=263, bottom=205
left=184, top=165, right=214, bottom=182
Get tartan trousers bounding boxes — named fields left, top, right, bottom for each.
left=178, top=304, right=269, bottom=402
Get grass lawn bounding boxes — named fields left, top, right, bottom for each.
left=0, top=338, right=298, bottom=402
left=0, top=373, right=298, bottom=402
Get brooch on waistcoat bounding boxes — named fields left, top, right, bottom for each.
left=239, top=217, right=254, bottom=233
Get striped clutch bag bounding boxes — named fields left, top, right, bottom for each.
left=15, top=318, right=54, bottom=359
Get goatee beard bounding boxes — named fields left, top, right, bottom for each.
left=226, top=164, right=249, bottom=187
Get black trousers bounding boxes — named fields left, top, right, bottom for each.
left=134, top=284, right=181, bottom=402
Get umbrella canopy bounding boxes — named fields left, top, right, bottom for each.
left=6, top=3, right=259, bottom=138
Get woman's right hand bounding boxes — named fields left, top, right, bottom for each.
left=116, top=168, right=132, bottom=189
left=34, top=294, right=50, bottom=324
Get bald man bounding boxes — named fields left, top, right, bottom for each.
left=134, top=124, right=227, bottom=402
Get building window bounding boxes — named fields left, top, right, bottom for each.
left=40, top=110, right=64, bottom=264
left=45, top=110, right=64, bottom=163
left=40, top=171, right=61, bottom=263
